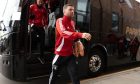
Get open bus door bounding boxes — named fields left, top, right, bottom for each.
left=25, top=0, right=68, bottom=80
left=0, top=0, right=68, bottom=81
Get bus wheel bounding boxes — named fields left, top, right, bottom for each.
left=88, top=50, right=106, bottom=75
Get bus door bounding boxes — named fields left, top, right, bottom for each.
left=107, top=12, right=119, bottom=57
left=103, top=10, right=127, bottom=66
left=74, top=0, right=91, bottom=50
left=68, top=0, right=91, bottom=75
left=25, top=0, right=52, bottom=79
left=26, top=0, right=68, bottom=79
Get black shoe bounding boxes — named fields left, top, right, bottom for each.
left=37, top=57, right=45, bottom=64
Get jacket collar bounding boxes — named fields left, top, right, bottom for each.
left=63, top=16, right=72, bottom=23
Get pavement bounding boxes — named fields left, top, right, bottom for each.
left=1, top=67, right=140, bottom=84
left=80, top=67, right=140, bottom=84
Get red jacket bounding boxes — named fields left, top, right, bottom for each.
left=29, top=4, right=48, bottom=27
left=55, top=16, right=83, bottom=56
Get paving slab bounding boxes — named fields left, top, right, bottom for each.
left=80, top=67, right=140, bottom=84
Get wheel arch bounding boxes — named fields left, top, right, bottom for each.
left=90, top=43, right=108, bottom=67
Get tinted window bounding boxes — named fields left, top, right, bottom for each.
left=75, top=0, right=90, bottom=32
left=0, top=0, right=22, bottom=54
left=112, top=12, right=119, bottom=32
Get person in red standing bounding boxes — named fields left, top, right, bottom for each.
left=49, top=4, right=91, bottom=84
left=29, top=0, right=48, bottom=64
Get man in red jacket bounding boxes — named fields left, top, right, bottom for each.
left=29, top=0, right=48, bottom=64
left=49, top=4, right=91, bottom=84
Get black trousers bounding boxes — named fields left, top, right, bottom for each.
left=49, top=55, right=80, bottom=84
left=31, top=26, right=45, bottom=57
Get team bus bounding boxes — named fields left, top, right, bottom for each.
left=0, top=0, right=140, bottom=81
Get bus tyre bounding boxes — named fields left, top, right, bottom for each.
left=88, top=50, right=106, bottom=76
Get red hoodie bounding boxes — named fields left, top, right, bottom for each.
left=55, top=16, right=83, bottom=56
left=29, top=4, right=48, bottom=27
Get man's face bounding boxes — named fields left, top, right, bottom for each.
left=64, top=6, right=74, bottom=18
left=36, top=0, right=44, bottom=6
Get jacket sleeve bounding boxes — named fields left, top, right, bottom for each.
left=28, top=5, right=34, bottom=25
left=56, top=18, right=83, bottom=41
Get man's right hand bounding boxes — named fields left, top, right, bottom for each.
left=82, top=33, right=92, bottom=41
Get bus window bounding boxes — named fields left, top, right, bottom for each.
left=112, top=12, right=119, bottom=32
left=75, top=0, right=90, bottom=32
left=0, top=0, right=21, bottom=54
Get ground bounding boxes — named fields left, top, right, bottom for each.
left=1, top=66, right=140, bottom=84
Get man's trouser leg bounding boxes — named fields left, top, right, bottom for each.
left=49, top=55, right=80, bottom=84
left=67, top=56, right=80, bottom=84
left=49, top=55, right=62, bottom=84
left=38, top=28, right=45, bottom=57
left=31, top=26, right=38, bottom=50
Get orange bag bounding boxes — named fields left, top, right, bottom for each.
left=73, top=41, right=84, bottom=57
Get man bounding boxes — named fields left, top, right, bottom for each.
left=29, top=0, right=48, bottom=64
left=49, top=4, right=91, bottom=84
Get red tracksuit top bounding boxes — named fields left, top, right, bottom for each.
left=29, top=4, right=48, bottom=27
left=55, top=16, right=83, bottom=56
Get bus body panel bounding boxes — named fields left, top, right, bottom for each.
left=0, top=0, right=140, bottom=81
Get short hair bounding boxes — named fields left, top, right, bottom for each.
left=35, top=0, right=44, bottom=4
left=63, top=4, right=74, bottom=10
